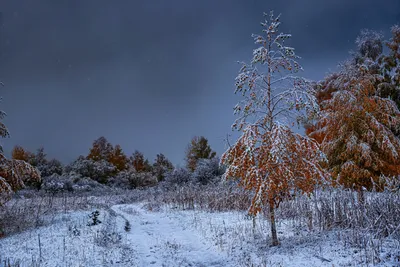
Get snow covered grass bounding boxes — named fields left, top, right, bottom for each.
left=0, top=186, right=399, bottom=266
left=181, top=208, right=399, bottom=266
left=0, top=208, right=136, bottom=266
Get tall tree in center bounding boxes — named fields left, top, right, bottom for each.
left=221, top=12, right=327, bottom=246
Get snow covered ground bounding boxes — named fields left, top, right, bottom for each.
left=0, top=202, right=398, bottom=266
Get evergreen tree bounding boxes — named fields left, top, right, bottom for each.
left=152, top=153, right=174, bottom=181
left=185, top=136, right=216, bottom=172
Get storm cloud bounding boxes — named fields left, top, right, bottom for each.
left=0, top=0, right=399, bottom=165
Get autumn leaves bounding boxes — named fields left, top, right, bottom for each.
left=222, top=12, right=400, bottom=246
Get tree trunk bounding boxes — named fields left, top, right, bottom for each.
left=269, top=200, right=279, bottom=246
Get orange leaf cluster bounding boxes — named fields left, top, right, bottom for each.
left=222, top=124, right=327, bottom=215
left=11, top=145, right=35, bottom=163
left=0, top=154, right=41, bottom=205
left=307, top=65, right=400, bottom=190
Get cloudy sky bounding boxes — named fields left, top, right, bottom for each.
left=0, top=0, right=399, bottom=165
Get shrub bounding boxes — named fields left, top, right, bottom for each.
left=191, top=157, right=224, bottom=185
left=41, top=173, right=106, bottom=193
left=38, top=158, right=63, bottom=177
left=64, top=156, right=116, bottom=184
left=163, top=167, right=191, bottom=188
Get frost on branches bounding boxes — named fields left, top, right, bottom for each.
left=0, top=151, right=41, bottom=205
left=308, top=61, right=400, bottom=193
left=221, top=11, right=327, bottom=246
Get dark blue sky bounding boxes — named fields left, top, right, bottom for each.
left=0, top=0, right=399, bottom=165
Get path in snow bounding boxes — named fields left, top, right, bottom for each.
left=112, top=204, right=231, bottom=267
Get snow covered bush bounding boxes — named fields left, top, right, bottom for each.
left=41, top=173, right=106, bottom=193
left=41, top=174, right=73, bottom=193
left=37, top=158, right=63, bottom=178
left=130, top=172, right=157, bottom=188
left=163, top=167, right=191, bottom=188
left=95, top=230, right=122, bottom=247
left=107, top=170, right=132, bottom=188
left=0, top=155, right=41, bottom=205
left=191, top=157, right=224, bottom=185
left=64, top=156, right=116, bottom=184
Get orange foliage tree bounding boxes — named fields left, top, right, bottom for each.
left=87, top=136, right=114, bottom=162
left=108, top=144, right=129, bottom=172
left=221, top=12, right=327, bottom=246
left=130, top=150, right=151, bottom=173
left=307, top=62, right=400, bottom=193
left=0, top=155, right=41, bottom=205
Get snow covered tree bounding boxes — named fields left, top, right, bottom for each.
left=308, top=61, right=400, bottom=195
left=0, top=91, right=40, bottom=204
left=379, top=25, right=400, bottom=109
left=152, top=153, right=174, bottom=181
left=354, top=29, right=384, bottom=63
left=185, top=136, right=216, bottom=172
left=307, top=26, right=400, bottom=196
left=108, top=144, right=129, bottom=172
left=130, top=150, right=151, bottom=173
left=221, top=11, right=327, bottom=246
left=87, top=136, right=114, bottom=162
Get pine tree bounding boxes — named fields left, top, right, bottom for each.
left=221, top=11, right=327, bottom=246
left=185, top=136, right=216, bottom=172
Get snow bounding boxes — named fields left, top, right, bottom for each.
left=112, top=204, right=230, bottom=266
left=0, top=201, right=397, bottom=266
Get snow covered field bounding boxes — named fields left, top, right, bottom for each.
left=1, top=200, right=398, bottom=267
